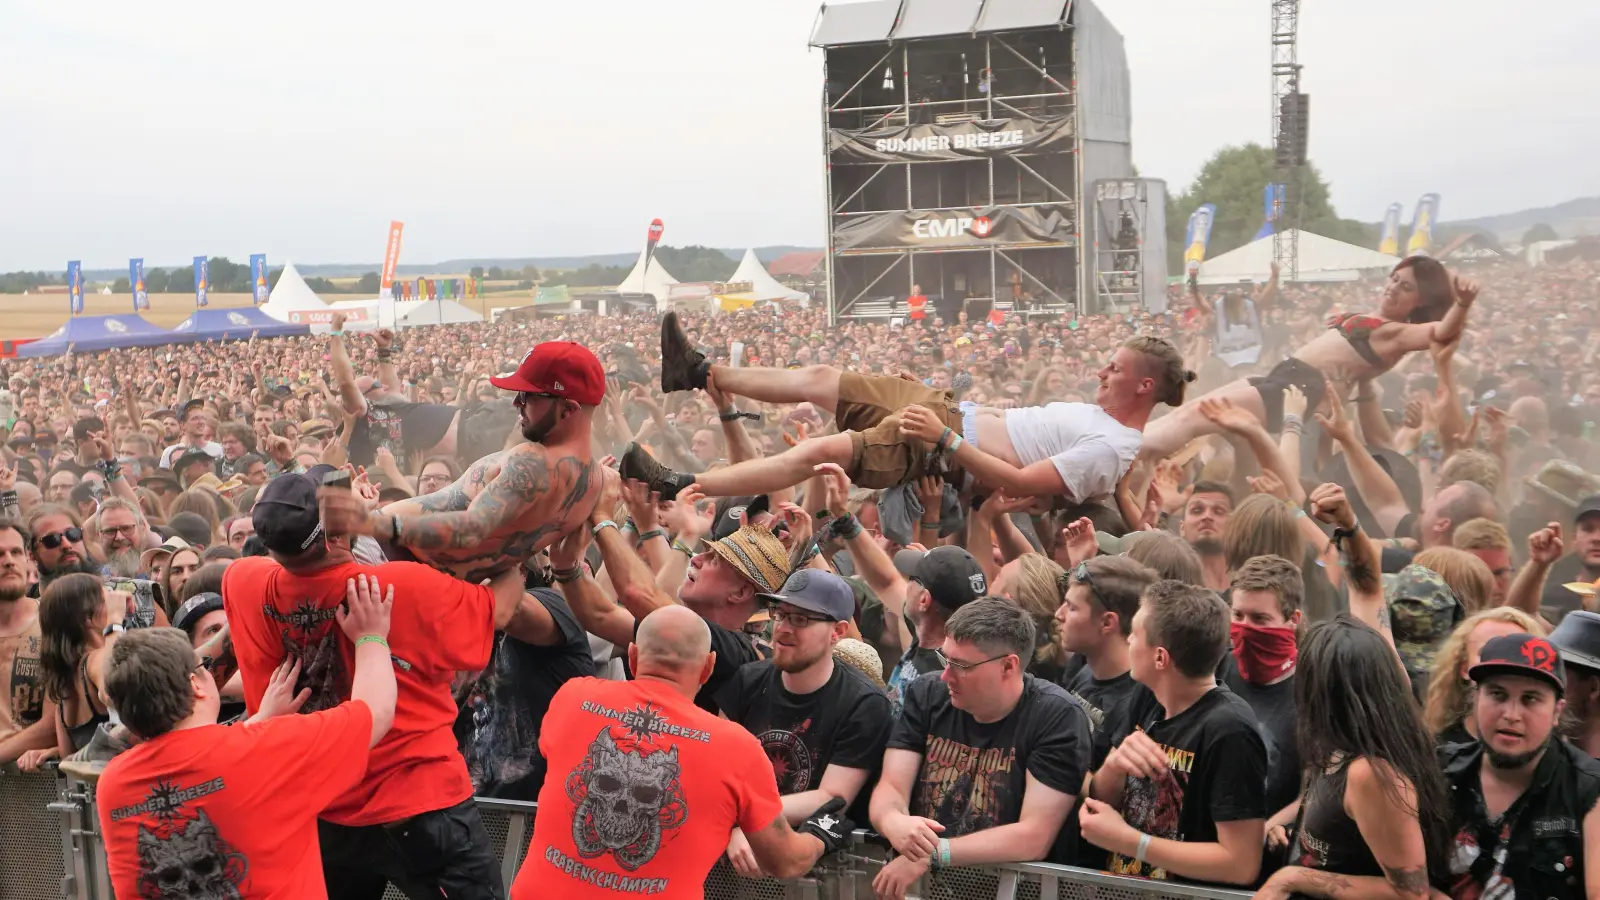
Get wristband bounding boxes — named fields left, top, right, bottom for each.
left=671, top=539, right=696, bottom=557
left=637, top=528, right=667, bottom=543
left=936, top=427, right=954, bottom=450
left=1331, top=525, right=1360, bottom=549
left=592, top=519, right=620, bottom=537
left=551, top=565, right=584, bottom=584
left=376, top=349, right=393, bottom=362
left=329, top=330, right=344, bottom=337
left=1290, top=506, right=1307, bottom=520
left=0, top=489, right=16, bottom=505
left=920, top=518, right=940, bottom=529
left=355, top=634, right=389, bottom=650
left=103, top=622, right=124, bottom=638
left=945, top=432, right=964, bottom=454
left=1135, top=832, right=1152, bottom=864
left=833, top=512, right=863, bottom=540
left=621, top=518, right=637, bottom=534
left=934, top=837, right=952, bottom=869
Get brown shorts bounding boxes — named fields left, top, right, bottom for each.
left=834, top=372, right=963, bottom=489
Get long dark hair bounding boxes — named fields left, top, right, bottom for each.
left=1295, top=616, right=1451, bottom=878
left=39, top=573, right=104, bottom=704
left=1394, top=256, right=1453, bottom=324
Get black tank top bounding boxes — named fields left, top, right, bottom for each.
left=1295, top=761, right=1383, bottom=877
left=58, top=656, right=110, bottom=752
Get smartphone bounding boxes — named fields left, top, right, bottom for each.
left=321, top=470, right=352, bottom=491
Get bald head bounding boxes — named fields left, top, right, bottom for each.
left=1509, top=396, right=1549, bottom=435
left=634, top=605, right=712, bottom=673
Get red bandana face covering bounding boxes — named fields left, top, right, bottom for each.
left=1230, top=621, right=1298, bottom=685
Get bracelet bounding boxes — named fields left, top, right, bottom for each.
left=637, top=528, right=667, bottom=543
left=945, top=432, right=965, bottom=454
left=621, top=519, right=637, bottom=534
left=376, top=349, right=393, bottom=362
left=592, top=519, right=620, bottom=537
left=1290, top=506, right=1307, bottom=520
left=551, top=565, right=584, bottom=584
left=329, top=330, right=344, bottom=337
left=1331, top=525, right=1360, bottom=550
left=1135, top=832, right=1152, bottom=864
left=0, top=489, right=16, bottom=506
left=933, top=837, right=952, bottom=869
left=355, top=634, right=389, bottom=650
left=833, top=513, right=863, bottom=540
left=671, top=539, right=696, bottom=557
left=920, top=518, right=940, bottom=529
left=936, top=427, right=954, bottom=450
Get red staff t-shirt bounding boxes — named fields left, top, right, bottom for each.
left=97, top=701, right=372, bottom=900
left=907, top=293, right=928, bottom=320
left=222, top=556, right=494, bottom=826
left=511, top=677, right=784, bottom=900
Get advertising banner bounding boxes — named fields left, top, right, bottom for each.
left=1378, top=203, right=1403, bottom=256
left=833, top=204, right=1075, bottom=252
left=194, top=256, right=209, bottom=307
left=68, top=260, right=84, bottom=315
left=829, top=115, right=1073, bottom=163
left=1406, top=193, right=1440, bottom=256
left=130, top=258, right=148, bottom=311
left=287, top=308, right=369, bottom=325
left=249, top=254, right=269, bottom=305
left=1254, top=184, right=1286, bottom=241
left=380, top=221, right=404, bottom=298
left=1183, top=204, right=1217, bottom=275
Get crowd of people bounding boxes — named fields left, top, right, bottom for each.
left=1, top=252, right=1599, bottom=900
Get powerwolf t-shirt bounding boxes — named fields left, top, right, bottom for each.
left=1099, top=685, right=1268, bottom=881
left=889, top=673, right=1091, bottom=854
left=97, top=701, right=372, bottom=900
left=222, top=556, right=495, bottom=826
left=512, top=677, right=783, bottom=900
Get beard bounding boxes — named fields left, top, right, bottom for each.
left=772, top=640, right=830, bottom=674
left=1486, top=734, right=1550, bottom=770
left=105, top=548, right=142, bottom=579
left=521, top=405, right=560, bottom=444
left=40, top=557, right=98, bottom=587
left=1191, top=537, right=1223, bottom=556
left=0, top=574, right=26, bottom=603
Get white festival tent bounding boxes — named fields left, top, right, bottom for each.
left=260, top=262, right=331, bottom=321
left=1198, top=229, right=1402, bottom=285
left=393, top=299, right=484, bottom=328
left=730, top=248, right=808, bottom=303
left=616, top=247, right=680, bottom=309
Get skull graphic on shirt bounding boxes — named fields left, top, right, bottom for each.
left=567, top=729, right=686, bottom=871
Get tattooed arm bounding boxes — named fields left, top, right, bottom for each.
left=373, top=444, right=552, bottom=551
left=1258, top=760, right=1430, bottom=900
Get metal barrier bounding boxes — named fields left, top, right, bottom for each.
left=5, top=765, right=1250, bottom=900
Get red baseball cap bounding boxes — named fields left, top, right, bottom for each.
left=490, top=342, right=605, bottom=406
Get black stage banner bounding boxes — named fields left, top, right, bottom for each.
left=834, top=205, right=1075, bottom=252
left=829, top=115, right=1073, bottom=163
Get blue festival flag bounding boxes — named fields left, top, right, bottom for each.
left=194, top=256, right=210, bottom=307
left=1406, top=194, right=1441, bottom=256
left=67, top=261, right=84, bottom=315
left=250, top=254, right=268, bottom=305
left=1378, top=203, right=1403, bottom=255
left=1183, top=204, right=1217, bottom=275
left=1254, top=183, right=1286, bottom=241
left=130, top=258, right=148, bottom=311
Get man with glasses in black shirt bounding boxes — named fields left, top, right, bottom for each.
left=717, top=569, right=892, bottom=878
left=870, top=598, right=1090, bottom=900
left=1080, top=580, right=1267, bottom=887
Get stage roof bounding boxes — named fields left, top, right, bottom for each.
left=1198, top=229, right=1402, bottom=286
left=810, top=0, right=1074, bottom=46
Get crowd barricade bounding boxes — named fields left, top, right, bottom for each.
left=4, top=764, right=1250, bottom=900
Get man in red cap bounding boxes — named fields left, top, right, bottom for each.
left=322, top=341, right=606, bottom=583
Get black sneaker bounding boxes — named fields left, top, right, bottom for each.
left=619, top=442, right=694, bottom=500
left=660, top=311, right=709, bottom=393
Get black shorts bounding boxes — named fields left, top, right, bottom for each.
left=319, top=797, right=504, bottom=900
left=1249, top=358, right=1326, bottom=432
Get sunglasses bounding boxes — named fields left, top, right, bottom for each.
left=1072, top=560, right=1107, bottom=608
left=515, top=391, right=561, bottom=404
left=39, top=527, right=84, bottom=550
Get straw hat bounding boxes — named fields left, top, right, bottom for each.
left=139, top=536, right=193, bottom=574
left=833, top=638, right=887, bottom=690
left=706, top=525, right=790, bottom=594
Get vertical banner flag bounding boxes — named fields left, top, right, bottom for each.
left=130, top=258, right=149, bottom=311
left=1378, top=203, right=1403, bottom=255
left=249, top=254, right=269, bottom=305
left=67, top=261, right=84, bottom=315
left=1406, top=194, right=1440, bottom=256
left=642, top=218, right=665, bottom=282
left=1254, top=184, right=1286, bottom=240
left=1183, top=204, right=1217, bottom=276
left=425, top=278, right=436, bottom=301
left=379, top=221, right=405, bottom=299
left=194, top=257, right=210, bottom=307
left=415, top=277, right=425, bottom=301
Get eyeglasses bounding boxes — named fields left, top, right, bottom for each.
left=767, top=607, right=836, bottom=629
left=193, top=656, right=216, bottom=673
left=102, top=524, right=139, bottom=537
left=934, top=648, right=1012, bottom=672
left=38, top=527, right=83, bottom=550
left=516, top=391, right=560, bottom=405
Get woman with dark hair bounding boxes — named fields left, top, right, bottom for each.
left=38, top=573, right=123, bottom=756
left=1255, top=616, right=1450, bottom=900
left=1134, top=257, right=1478, bottom=470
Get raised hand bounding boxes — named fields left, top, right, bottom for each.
left=1282, top=384, right=1308, bottom=421
left=775, top=501, right=813, bottom=550
left=1451, top=274, right=1480, bottom=308
left=662, top=489, right=713, bottom=544
left=896, top=405, right=947, bottom=444
left=1309, top=483, right=1357, bottom=531
left=330, top=312, right=348, bottom=332
left=1247, top=469, right=1290, bottom=502
left=589, top=466, right=624, bottom=527
left=813, top=462, right=852, bottom=519
left=621, top=479, right=660, bottom=532
left=374, top=329, right=395, bottom=351
left=548, top=518, right=593, bottom=570
left=1314, top=391, right=1356, bottom=445
left=1151, top=459, right=1184, bottom=515
left=703, top=368, right=730, bottom=411
left=1528, top=522, right=1565, bottom=567
left=1060, top=516, right=1099, bottom=567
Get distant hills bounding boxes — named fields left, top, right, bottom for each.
left=292, top=245, right=821, bottom=279
left=1445, top=196, right=1600, bottom=242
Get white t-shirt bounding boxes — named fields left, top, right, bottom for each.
left=158, top=440, right=223, bottom=469
left=1003, top=402, right=1143, bottom=502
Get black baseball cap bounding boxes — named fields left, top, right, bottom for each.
left=711, top=495, right=769, bottom=542
left=899, top=546, right=987, bottom=611
left=174, top=449, right=216, bottom=474
left=757, top=569, right=855, bottom=622
left=1576, top=495, right=1600, bottom=524
left=172, top=592, right=225, bottom=636
left=251, top=474, right=324, bottom=556
left=1470, top=633, right=1566, bottom=696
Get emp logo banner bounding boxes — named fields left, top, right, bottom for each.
left=835, top=206, right=1076, bottom=252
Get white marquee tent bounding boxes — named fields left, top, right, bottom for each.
left=617, top=248, right=680, bottom=308
left=393, top=299, right=484, bottom=328
left=1198, top=230, right=1402, bottom=285
left=730, top=248, right=808, bottom=303
left=261, top=262, right=331, bottom=321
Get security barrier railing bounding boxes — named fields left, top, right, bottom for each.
left=3, top=765, right=1251, bottom=900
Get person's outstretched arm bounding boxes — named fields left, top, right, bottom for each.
left=1507, top=523, right=1563, bottom=618
left=1318, top=395, right=1410, bottom=539
left=899, top=405, right=1070, bottom=498
left=336, top=574, right=396, bottom=748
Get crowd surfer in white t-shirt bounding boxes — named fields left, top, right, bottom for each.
left=620, top=315, right=1193, bottom=507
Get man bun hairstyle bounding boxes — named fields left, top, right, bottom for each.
left=1122, top=335, right=1195, bottom=407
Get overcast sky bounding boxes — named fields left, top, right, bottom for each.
left=2, top=0, right=1594, bottom=270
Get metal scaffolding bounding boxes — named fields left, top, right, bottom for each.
left=1270, top=0, right=1304, bottom=281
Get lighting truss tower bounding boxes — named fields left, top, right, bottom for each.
left=1270, top=0, right=1304, bottom=281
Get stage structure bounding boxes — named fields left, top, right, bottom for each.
left=1270, top=0, right=1308, bottom=280
left=812, top=0, right=1157, bottom=323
